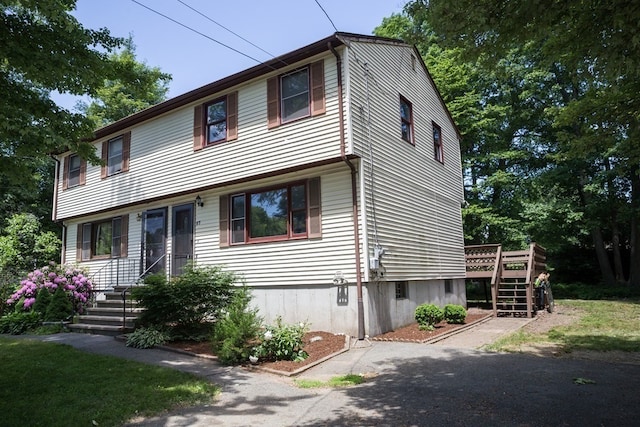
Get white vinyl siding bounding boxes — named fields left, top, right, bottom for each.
left=195, top=167, right=358, bottom=286
left=344, top=40, right=465, bottom=279
left=55, top=55, right=341, bottom=220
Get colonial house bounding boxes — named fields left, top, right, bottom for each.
left=53, top=32, right=466, bottom=338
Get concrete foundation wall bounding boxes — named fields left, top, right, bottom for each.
left=249, top=278, right=467, bottom=338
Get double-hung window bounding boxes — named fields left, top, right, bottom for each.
left=101, top=131, right=130, bottom=178
left=220, top=178, right=321, bottom=246
left=108, top=136, right=123, bottom=175
left=433, top=122, right=444, bottom=163
left=400, top=96, right=414, bottom=145
left=63, top=153, right=85, bottom=189
left=77, top=216, right=128, bottom=261
left=193, top=92, right=238, bottom=150
left=281, top=68, right=310, bottom=123
left=267, top=61, right=325, bottom=128
left=205, top=98, right=227, bottom=144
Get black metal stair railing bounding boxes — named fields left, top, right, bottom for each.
left=120, top=254, right=167, bottom=331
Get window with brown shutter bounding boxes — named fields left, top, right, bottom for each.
left=77, top=216, right=128, bottom=260
left=267, top=60, right=325, bottom=129
left=220, top=178, right=321, bottom=246
left=101, top=131, right=131, bottom=178
left=194, top=92, right=238, bottom=150
left=64, top=154, right=86, bottom=189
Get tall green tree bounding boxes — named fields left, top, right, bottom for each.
left=78, top=36, right=171, bottom=128
left=1, top=0, right=122, bottom=228
left=375, top=14, right=554, bottom=250
left=1, top=1, right=171, bottom=231
left=408, top=0, right=640, bottom=286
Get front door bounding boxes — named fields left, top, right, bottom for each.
left=141, top=208, right=167, bottom=275
left=172, top=204, right=194, bottom=276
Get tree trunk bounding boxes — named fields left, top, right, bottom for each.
left=628, top=171, right=640, bottom=287
left=591, top=227, right=617, bottom=286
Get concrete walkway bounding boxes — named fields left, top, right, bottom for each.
left=8, top=316, right=640, bottom=426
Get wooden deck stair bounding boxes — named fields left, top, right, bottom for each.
left=465, top=243, right=547, bottom=317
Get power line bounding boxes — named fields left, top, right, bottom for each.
left=129, top=0, right=266, bottom=66
left=314, top=0, right=339, bottom=33
left=176, top=0, right=277, bottom=59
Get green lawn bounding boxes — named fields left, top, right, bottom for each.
left=486, top=299, right=640, bottom=353
left=0, top=337, right=219, bottom=427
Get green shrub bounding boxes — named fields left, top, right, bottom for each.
left=254, top=317, right=309, bottom=362
left=126, top=327, right=170, bottom=349
left=133, top=264, right=237, bottom=335
left=32, top=286, right=52, bottom=316
left=443, top=304, right=467, bottom=324
left=0, top=310, right=41, bottom=334
left=415, top=304, right=444, bottom=330
left=211, top=287, right=262, bottom=365
left=44, top=286, right=73, bottom=321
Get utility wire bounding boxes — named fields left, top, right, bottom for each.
left=314, top=0, right=339, bottom=32
left=130, top=0, right=267, bottom=66
left=176, top=0, right=277, bottom=59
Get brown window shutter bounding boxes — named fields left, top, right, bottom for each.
left=120, top=214, right=129, bottom=258
left=219, top=194, right=229, bottom=247
left=79, top=159, right=86, bottom=186
left=101, top=141, right=108, bottom=179
left=122, top=131, right=131, bottom=172
left=193, top=105, right=204, bottom=151
left=308, top=177, right=322, bottom=238
left=62, top=156, right=69, bottom=190
left=267, top=76, right=280, bottom=129
left=227, top=91, right=238, bottom=141
left=76, top=224, right=82, bottom=262
left=310, top=60, right=325, bottom=116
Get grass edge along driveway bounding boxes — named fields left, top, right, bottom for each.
left=0, top=337, right=219, bottom=427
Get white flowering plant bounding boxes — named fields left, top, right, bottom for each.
left=254, top=316, right=310, bottom=362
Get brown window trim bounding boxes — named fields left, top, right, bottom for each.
left=62, top=153, right=86, bottom=190
left=433, top=121, right=444, bottom=164
left=400, top=95, right=415, bottom=146
left=76, top=215, right=128, bottom=261
left=267, top=60, right=325, bottom=129
left=193, top=91, right=238, bottom=151
left=101, top=131, right=131, bottom=179
left=219, top=177, right=321, bottom=247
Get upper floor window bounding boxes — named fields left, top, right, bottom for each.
left=281, top=68, right=310, bottom=123
left=193, top=92, right=238, bottom=151
left=400, top=96, right=414, bottom=145
left=267, top=60, right=325, bottom=129
left=108, top=136, right=123, bottom=175
left=78, top=215, right=128, bottom=261
left=101, top=131, right=130, bottom=178
left=219, top=177, right=321, bottom=246
left=433, top=122, right=444, bottom=163
left=206, top=98, right=227, bottom=144
left=62, top=153, right=86, bottom=189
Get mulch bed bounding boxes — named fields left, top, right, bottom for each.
left=161, top=311, right=491, bottom=374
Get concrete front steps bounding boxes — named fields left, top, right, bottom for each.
left=68, top=285, right=143, bottom=336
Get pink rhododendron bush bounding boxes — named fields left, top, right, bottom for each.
left=6, top=263, right=92, bottom=315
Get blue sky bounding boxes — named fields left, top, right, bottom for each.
left=56, top=0, right=407, bottom=110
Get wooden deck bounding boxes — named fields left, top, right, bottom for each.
left=464, top=243, right=547, bottom=317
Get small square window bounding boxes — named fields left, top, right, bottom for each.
left=433, top=122, right=443, bottom=163
left=445, top=279, right=453, bottom=294
left=400, top=96, right=414, bottom=144
left=395, top=281, right=408, bottom=299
